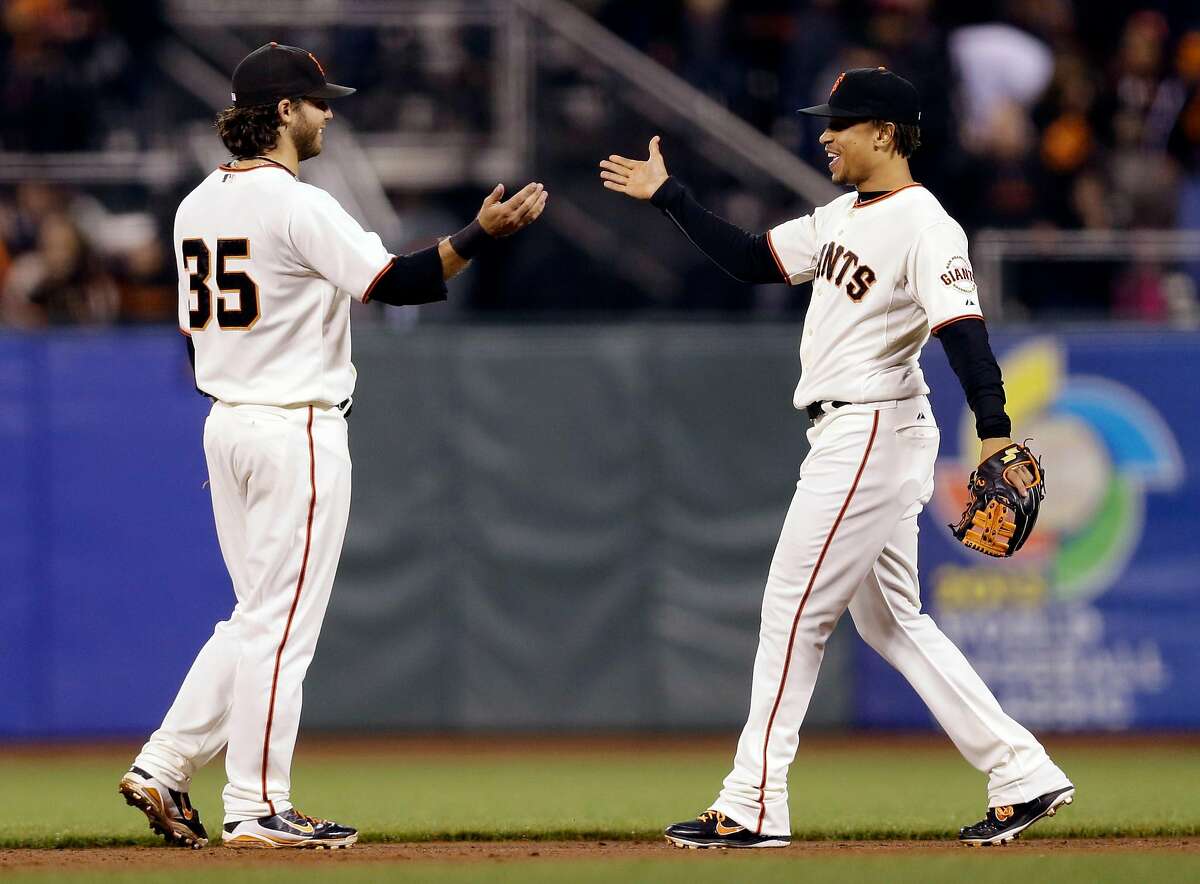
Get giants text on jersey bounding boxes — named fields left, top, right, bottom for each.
left=766, top=184, right=982, bottom=409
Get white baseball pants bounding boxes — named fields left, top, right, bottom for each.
left=711, top=396, right=1070, bottom=837
left=134, top=400, right=351, bottom=821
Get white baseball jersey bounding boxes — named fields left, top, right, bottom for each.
left=176, top=162, right=394, bottom=407
left=139, top=161, right=380, bottom=823
left=766, top=183, right=982, bottom=409
left=709, top=183, right=1071, bottom=838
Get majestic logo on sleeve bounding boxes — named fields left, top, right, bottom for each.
left=816, top=241, right=877, bottom=301
left=941, top=256, right=976, bottom=293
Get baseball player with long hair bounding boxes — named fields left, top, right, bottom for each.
left=600, top=67, right=1073, bottom=848
left=119, top=43, right=547, bottom=849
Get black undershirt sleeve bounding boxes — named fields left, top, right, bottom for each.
left=935, top=317, right=1012, bottom=440
left=365, top=245, right=448, bottom=306
left=184, top=335, right=214, bottom=399
left=649, top=177, right=786, bottom=284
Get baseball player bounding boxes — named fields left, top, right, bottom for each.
left=600, top=67, right=1073, bottom=848
left=118, top=42, right=547, bottom=849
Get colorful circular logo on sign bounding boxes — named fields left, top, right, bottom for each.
left=934, top=338, right=1183, bottom=603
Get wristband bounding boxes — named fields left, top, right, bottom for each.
left=448, top=219, right=494, bottom=259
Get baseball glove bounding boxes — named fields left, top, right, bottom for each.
left=949, top=442, right=1045, bottom=557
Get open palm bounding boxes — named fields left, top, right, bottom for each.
left=599, top=136, right=669, bottom=200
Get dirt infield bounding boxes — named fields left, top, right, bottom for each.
left=2, top=838, right=1196, bottom=873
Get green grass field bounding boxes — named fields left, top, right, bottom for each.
left=2, top=737, right=1197, bottom=882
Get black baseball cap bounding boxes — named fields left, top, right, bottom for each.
left=231, top=42, right=356, bottom=108
left=797, top=67, right=920, bottom=125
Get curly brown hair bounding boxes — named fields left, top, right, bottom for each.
left=214, top=98, right=301, bottom=159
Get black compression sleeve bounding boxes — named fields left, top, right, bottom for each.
left=184, top=335, right=213, bottom=399
left=936, top=317, right=1012, bottom=439
left=365, top=245, right=448, bottom=306
left=649, top=177, right=786, bottom=284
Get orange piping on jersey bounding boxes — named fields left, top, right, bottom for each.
left=931, top=314, right=984, bottom=335
left=765, top=229, right=789, bottom=281
left=361, top=256, right=397, bottom=304
left=853, top=183, right=923, bottom=208
left=217, top=158, right=296, bottom=178
left=178, top=326, right=191, bottom=337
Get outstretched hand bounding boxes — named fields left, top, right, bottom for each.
left=599, top=136, right=669, bottom=200
left=477, top=182, right=548, bottom=237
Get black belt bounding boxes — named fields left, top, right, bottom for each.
left=207, top=397, right=352, bottom=414
left=805, top=400, right=849, bottom=421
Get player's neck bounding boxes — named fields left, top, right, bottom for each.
left=260, top=141, right=301, bottom=177
left=854, top=158, right=913, bottom=196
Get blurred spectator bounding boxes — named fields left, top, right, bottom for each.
left=0, top=0, right=147, bottom=151
left=1096, top=10, right=1179, bottom=228
left=955, top=101, right=1045, bottom=230
left=3, top=0, right=1200, bottom=321
left=0, top=181, right=173, bottom=326
left=113, top=235, right=173, bottom=324
left=949, top=21, right=1054, bottom=146
left=1112, top=259, right=1170, bottom=322
left=592, top=0, right=1200, bottom=318
left=2, top=212, right=119, bottom=326
left=0, top=237, right=10, bottom=293
left=1032, top=50, right=1099, bottom=226
left=1168, top=30, right=1200, bottom=294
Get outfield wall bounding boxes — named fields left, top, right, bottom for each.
left=1, top=326, right=1196, bottom=736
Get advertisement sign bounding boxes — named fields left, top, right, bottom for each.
left=856, top=332, right=1197, bottom=729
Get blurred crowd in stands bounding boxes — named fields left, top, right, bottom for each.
left=594, top=0, right=1200, bottom=319
left=0, top=0, right=172, bottom=326
left=2, top=0, right=1200, bottom=324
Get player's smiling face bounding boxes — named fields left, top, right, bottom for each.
left=819, top=118, right=878, bottom=186
left=292, top=97, right=333, bottom=161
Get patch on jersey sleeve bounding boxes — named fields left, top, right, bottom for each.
left=940, top=255, right=976, bottom=293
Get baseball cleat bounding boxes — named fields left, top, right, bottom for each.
left=664, top=809, right=790, bottom=849
left=221, top=808, right=357, bottom=849
left=118, top=766, right=209, bottom=849
left=958, top=785, right=1075, bottom=847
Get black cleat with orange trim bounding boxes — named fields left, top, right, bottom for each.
left=222, top=808, right=357, bottom=849
left=958, top=785, right=1075, bottom=846
left=664, top=809, right=790, bottom=849
left=118, top=766, right=209, bottom=849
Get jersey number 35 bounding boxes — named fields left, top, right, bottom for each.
left=182, top=238, right=260, bottom=331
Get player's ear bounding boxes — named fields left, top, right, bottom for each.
left=873, top=121, right=895, bottom=153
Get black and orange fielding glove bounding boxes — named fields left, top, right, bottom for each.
left=949, top=443, right=1045, bottom=557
